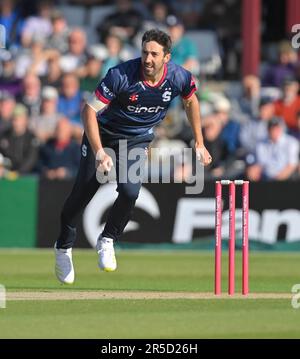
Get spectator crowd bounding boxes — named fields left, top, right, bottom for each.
left=1, top=0, right=300, bottom=182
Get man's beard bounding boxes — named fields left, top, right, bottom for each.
left=143, top=63, right=164, bottom=78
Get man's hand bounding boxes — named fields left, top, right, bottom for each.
left=95, top=149, right=113, bottom=173
left=182, top=94, right=212, bottom=167
left=195, top=143, right=212, bottom=166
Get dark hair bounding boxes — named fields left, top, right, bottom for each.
left=142, top=29, right=172, bottom=54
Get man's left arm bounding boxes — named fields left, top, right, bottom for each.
left=182, top=93, right=212, bottom=166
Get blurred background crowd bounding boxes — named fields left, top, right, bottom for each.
left=0, top=0, right=300, bottom=182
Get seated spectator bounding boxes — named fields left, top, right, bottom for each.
left=21, top=0, right=52, bottom=47
left=147, top=130, right=191, bottom=182
left=202, top=115, right=229, bottom=179
left=0, top=50, right=22, bottom=96
left=262, top=41, right=299, bottom=88
left=170, top=0, right=203, bottom=29
left=0, top=0, right=24, bottom=48
left=246, top=117, right=299, bottom=181
left=0, top=91, right=15, bottom=135
left=213, top=96, right=240, bottom=155
left=199, top=0, right=240, bottom=79
left=88, top=33, right=135, bottom=78
left=166, top=15, right=200, bottom=75
left=39, top=117, right=80, bottom=179
left=157, top=106, right=191, bottom=143
left=101, top=34, right=125, bottom=77
left=134, top=1, right=169, bottom=47
left=17, top=73, right=41, bottom=117
left=58, top=73, right=83, bottom=127
left=40, top=57, right=62, bottom=88
left=274, top=76, right=300, bottom=132
left=30, top=86, right=62, bottom=143
left=0, top=104, right=39, bottom=174
left=239, top=97, right=275, bottom=155
left=173, top=156, right=193, bottom=183
left=79, top=54, right=103, bottom=93
left=47, top=10, right=69, bottom=54
left=96, top=0, right=144, bottom=44
left=15, top=35, right=49, bottom=77
left=59, top=28, right=88, bottom=74
left=147, top=1, right=169, bottom=29
left=231, top=75, right=261, bottom=122
left=164, top=15, right=200, bottom=118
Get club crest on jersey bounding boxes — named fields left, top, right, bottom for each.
left=162, top=88, right=172, bottom=102
left=129, top=94, right=139, bottom=102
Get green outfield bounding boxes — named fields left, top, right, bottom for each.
left=0, top=249, right=300, bottom=338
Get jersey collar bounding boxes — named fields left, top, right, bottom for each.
left=141, top=63, right=168, bottom=88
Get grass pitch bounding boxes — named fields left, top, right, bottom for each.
left=0, top=249, right=300, bottom=338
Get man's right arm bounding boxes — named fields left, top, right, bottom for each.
left=82, top=103, right=103, bottom=156
left=82, top=97, right=113, bottom=172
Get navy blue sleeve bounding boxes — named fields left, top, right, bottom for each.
left=179, top=69, right=197, bottom=99
left=95, top=67, right=122, bottom=104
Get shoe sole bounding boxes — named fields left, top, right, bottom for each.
left=55, top=273, right=75, bottom=284
left=55, top=272, right=75, bottom=284
left=99, top=266, right=117, bottom=272
left=57, top=279, right=74, bottom=284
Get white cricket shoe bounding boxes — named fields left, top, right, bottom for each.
left=55, top=244, right=75, bottom=284
left=96, top=237, right=117, bottom=272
